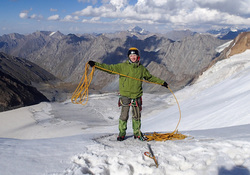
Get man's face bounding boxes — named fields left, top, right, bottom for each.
left=129, top=54, right=138, bottom=63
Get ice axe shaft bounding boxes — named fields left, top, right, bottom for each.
left=144, top=143, right=158, bottom=168
left=148, top=143, right=155, bottom=157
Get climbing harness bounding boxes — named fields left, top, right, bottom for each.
left=118, top=97, right=142, bottom=111
left=118, top=98, right=139, bottom=107
left=71, top=62, right=187, bottom=141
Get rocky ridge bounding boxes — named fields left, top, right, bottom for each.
left=0, top=70, right=49, bottom=111
left=0, top=30, right=226, bottom=93
left=0, top=52, right=67, bottom=111
left=200, top=31, right=250, bottom=75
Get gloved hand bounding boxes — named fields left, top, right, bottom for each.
left=162, top=82, right=168, bottom=88
left=88, top=61, right=95, bottom=67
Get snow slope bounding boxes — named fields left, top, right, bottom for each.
left=1, top=49, right=250, bottom=175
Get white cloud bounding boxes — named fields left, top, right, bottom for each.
left=18, top=0, right=250, bottom=33
left=19, top=9, right=43, bottom=21
left=220, top=14, right=250, bottom=25
left=91, top=16, right=100, bottom=21
left=78, top=0, right=98, bottom=5
left=74, top=0, right=197, bottom=24
left=50, top=8, right=58, bottom=12
left=82, top=16, right=101, bottom=23
left=195, top=0, right=226, bottom=3
left=19, top=11, right=29, bottom=19
left=110, top=0, right=128, bottom=10
left=74, top=6, right=93, bottom=16
left=62, top=15, right=79, bottom=22
left=194, top=0, right=250, bottom=16
left=30, top=14, right=36, bottom=19
left=48, top=15, right=60, bottom=21
left=239, top=0, right=250, bottom=14
left=30, top=14, right=43, bottom=20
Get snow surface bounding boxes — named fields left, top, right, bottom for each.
left=1, top=49, right=250, bottom=175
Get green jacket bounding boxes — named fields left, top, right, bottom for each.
left=95, top=60, right=165, bottom=99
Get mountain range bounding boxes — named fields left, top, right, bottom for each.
left=0, top=27, right=249, bottom=111
left=206, top=27, right=250, bottom=40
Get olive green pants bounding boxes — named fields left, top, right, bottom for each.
left=118, top=96, right=142, bottom=137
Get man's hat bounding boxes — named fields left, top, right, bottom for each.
left=127, top=47, right=139, bottom=57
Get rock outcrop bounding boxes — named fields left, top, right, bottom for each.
left=0, top=70, right=49, bottom=112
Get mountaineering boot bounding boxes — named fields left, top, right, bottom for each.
left=117, top=135, right=125, bottom=141
left=132, top=118, right=148, bottom=141
left=134, top=132, right=148, bottom=141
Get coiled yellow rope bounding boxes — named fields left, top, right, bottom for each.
left=71, top=63, right=95, bottom=105
left=71, top=62, right=187, bottom=141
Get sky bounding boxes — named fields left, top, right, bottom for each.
left=1, top=0, right=250, bottom=36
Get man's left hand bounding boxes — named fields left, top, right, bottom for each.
left=162, top=82, right=168, bottom=88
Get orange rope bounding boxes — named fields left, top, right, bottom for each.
left=71, top=63, right=95, bottom=105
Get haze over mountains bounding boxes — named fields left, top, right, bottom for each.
left=0, top=27, right=249, bottom=111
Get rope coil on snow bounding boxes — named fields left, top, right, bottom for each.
left=71, top=62, right=187, bottom=141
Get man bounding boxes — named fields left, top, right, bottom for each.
left=88, top=47, right=168, bottom=141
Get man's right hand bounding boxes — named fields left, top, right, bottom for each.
left=88, top=61, right=95, bottom=67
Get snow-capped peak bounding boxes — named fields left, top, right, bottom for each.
left=128, top=26, right=149, bottom=35
left=49, top=31, right=56, bottom=36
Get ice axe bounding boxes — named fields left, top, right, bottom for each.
left=144, top=143, right=158, bottom=168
